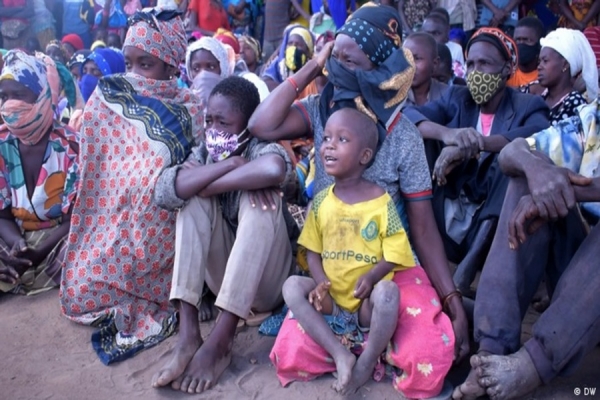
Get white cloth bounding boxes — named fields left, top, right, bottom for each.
left=446, top=41, right=465, bottom=67
left=240, top=71, right=270, bottom=102
left=185, top=37, right=231, bottom=79
left=540, top=28, right=599, bottom=101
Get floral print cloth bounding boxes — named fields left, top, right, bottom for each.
left=0, top=124, right=79, bottom=231
left=270, top=267, right=455, bottom=399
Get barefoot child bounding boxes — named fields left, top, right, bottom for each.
left=280, top=108, right=417, bottom=394
left=152, top=76, right=294, bottom=394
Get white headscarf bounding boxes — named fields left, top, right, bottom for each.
left=240, top=71, right=270, bottom=102
left=540, top=28, right=598, bottom=100
left=185, top=37, right=231, bottom=79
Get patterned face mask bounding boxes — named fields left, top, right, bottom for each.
left=205, top=127, right=249, bottom=162
left=466, top=70, right=504, bottom=105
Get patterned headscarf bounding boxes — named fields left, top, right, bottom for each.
left=67, top=49, right=92, bottom=70
left=321, top=3, right=415, bottom=148
left=214, top=28, right=240, bottom=54
left=185, top=37, right=231, bottom=79
left=0, top=50, right=54, bottom=145
left=239, top=35, right=261, bottom=61
left=84, top=48, right=126, bottom=76
left=36, top=52, right=85, bottom=115
left=337, top=2, right=402, bottom=66
left=124, top=8, right=187, bottom=67
left=467, top=27, right=519, bottom=76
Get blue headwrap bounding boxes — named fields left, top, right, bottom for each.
left=82, top=48, right=125, bottom=77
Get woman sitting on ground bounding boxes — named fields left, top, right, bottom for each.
left=250, top=4, right=466, bottom=398
left=537, top=28, right=598, bottom=125
left=59, top=8, right=203, bottom=365
left=0, top=50, right=79, bottom=295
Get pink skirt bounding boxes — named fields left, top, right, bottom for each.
left=270, top=266, right=455, bottom=399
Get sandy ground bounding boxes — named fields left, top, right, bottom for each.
left=1, top=290, right=599, bottom=400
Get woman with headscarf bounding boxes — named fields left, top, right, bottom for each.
left=250, top=4, right=464, bottom=397
left=262, top=24, right=316, bottom=94
left=79, top=47, right=126, bottom=103
left=45, top=40, right=68, bottom=64
left=0, top=50, right=79, bottom=296
left=185, top=36, right=230, bottom=108
left=66, top=50, right=91, bottom=82
left=240, top=34, right=263, bottom=75
left=537, top=28, right=598, bottom=126
left=59, top=8, right=203, bottom=365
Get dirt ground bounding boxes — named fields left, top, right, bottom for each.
left=1, top=290, right=599, bottom=400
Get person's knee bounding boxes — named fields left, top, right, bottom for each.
left=282, top=275, right=312, bottom=304
left=239, top=191, right=283, bottom=222
left=371, top=280, right=399, bottom=310
left=179, top=195, right=214, bottom=219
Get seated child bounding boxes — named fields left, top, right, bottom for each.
left=403, top=32, right=448, bottom=108
left=152, top=76, right=294, bottom=394
left=281, top=108, right=416, bottom=394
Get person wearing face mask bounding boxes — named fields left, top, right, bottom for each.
left=152, top=75, right=294, bottom=394
left=60, top=8, right=204, bottom=365
left=403, top=27, right=549, bottom=301
left=185, top=36, right=230, bottom=108
left=262, top=24, right=316, bottom=94
left=250, top=4, right=464, bottom=398
left=507, top=17, right=545, bottom=90
left=78, top=47, right=126, bottom=103
left=0, top=50, right=80, bottom=296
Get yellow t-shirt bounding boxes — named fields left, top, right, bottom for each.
left=298, top=186, right=416, bottom=313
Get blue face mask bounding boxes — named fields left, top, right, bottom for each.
left=79, top=74, right=100, bottom=103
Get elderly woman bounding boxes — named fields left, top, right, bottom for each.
left=537, top=28, right=598, bottom=125
left=403, top=27, right=550, bottom=295
left=0, top=50, right=79, bottom=295
left=250, top=4, right=464, bottom=398
left=262, top=24, right=316, bottom=93
left=59, top=8, right=203, bottom=365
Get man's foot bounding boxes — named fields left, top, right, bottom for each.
left=331, top=351, right=356, bottom=393
left=341, top=352, right=377, bottom=394
left=171, top=342, right=232, bottom=394
left=199, top=292, right=217, bottom=322
left=452, top=355, right=488, bottom=399
left=475, top=348, right=542, bottom=400
left=152, top=334, right=202, bottom=388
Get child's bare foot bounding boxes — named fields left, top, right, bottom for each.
left=475, top=348, right=541, bottom=400
left=452, top=353, right=489, bottom=399
left=342, top=352, right=377, bottom=394
left=331, top=351, right=356, bottom=393
left=152, top=334, right=202, bottom=388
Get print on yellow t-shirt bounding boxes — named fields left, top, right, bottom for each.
left=298, top=186, right=416, bottom=313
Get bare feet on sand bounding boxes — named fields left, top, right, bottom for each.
left=341, top=353, right=378, bottom=395
left=452, top=354, right=488, bottom=400
left=151, top=334, right=202, bottom=388
left=331, top=351, right=356, bottom=393
left=474, top=348, right=541, bottom=400
left=171, top=342, right=232, bottom=394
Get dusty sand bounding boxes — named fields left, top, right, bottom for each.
left=2, top=290, right=599, bottom=400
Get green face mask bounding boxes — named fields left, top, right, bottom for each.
left=466, top=70, right=504, bottom=105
